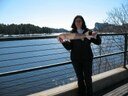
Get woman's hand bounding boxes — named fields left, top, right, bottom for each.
left=85, top=31, right=97, bottom=40
left=58, top=37, right=64, bottom=43
left=58, top=37, right=70, bottom=43
left=92, top=31, right=97, bottom=39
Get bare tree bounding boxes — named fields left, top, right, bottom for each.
left=105, top=1, right=128, bottom=33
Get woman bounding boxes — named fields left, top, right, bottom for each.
left=58, top=15, right=101, bottom=96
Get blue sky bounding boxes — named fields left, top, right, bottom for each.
left=0, top=0, right=126, bottom=30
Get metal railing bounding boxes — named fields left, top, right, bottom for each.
left=0, top=33, right=127, bottom=96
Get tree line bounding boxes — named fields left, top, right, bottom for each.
left=0, top=23, right=66, bottom=35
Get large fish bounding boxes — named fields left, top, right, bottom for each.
left=57, top=31, right=97, bottom=42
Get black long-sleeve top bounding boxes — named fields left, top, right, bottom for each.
left=61, top=29, right=101, bottom=62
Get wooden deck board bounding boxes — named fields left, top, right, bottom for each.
left=94, top=77, right=128, bottom=96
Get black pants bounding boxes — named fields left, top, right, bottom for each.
left=72, top=60, right=93, bottom=96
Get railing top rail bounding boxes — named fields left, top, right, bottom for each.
left=0, top=35, right=57, bottom=42
left=0, top=61, right=71, bottom=77
left=0, top=33, right=127, bottom=42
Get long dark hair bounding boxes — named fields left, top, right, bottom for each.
left=71, top=15, right=88, bottom=33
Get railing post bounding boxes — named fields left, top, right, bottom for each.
left=124, top=33, right=127, bottom=68
left=99, top=38, right=102, bottom=73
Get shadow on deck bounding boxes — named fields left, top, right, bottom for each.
left=94, top=77, right=128, bottom=96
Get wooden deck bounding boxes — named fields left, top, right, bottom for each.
left=94, top=78, right=128, bottom=96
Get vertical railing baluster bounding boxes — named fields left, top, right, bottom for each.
left=124, top=33, right=127, bottom=68
left=99, top=38, right=102, bottom=74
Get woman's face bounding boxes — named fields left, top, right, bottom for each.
left=75, top=17, right=83, bottom=29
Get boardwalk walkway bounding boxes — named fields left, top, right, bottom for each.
left=94, top=78, right=128, bottom=96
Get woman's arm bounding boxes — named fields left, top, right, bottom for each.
left=58, top=37, right=72, bottom=50
left=61, top=41, right=72, bottom=50
left=91, top=35, right=101, bottom=45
